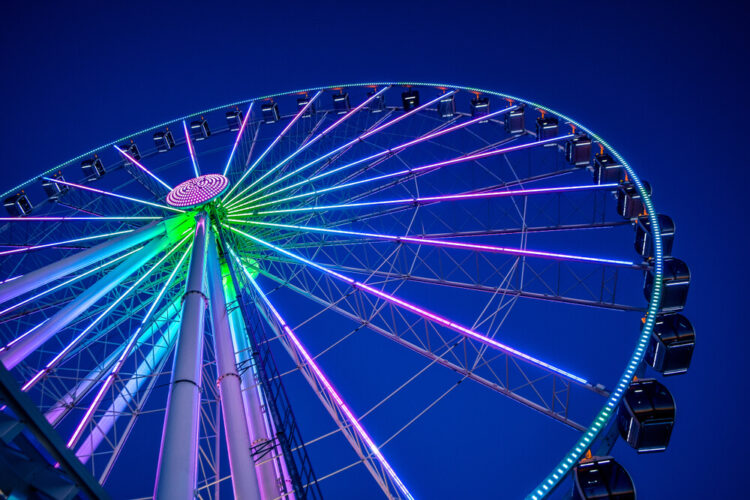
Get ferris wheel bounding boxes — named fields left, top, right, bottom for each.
left=0, top=82, right=694, bottom=499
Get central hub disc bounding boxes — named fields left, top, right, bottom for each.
left=166, top=174, right=230, bottom=208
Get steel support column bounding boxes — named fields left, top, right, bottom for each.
left=154, top=213, right=209, bottom=500
left=0, top=235, right=171, bottom=370
left=225, top=269, right=288, bottom=500
left=206, top=236, right=262, bottom=500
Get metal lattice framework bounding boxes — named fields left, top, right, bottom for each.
left=0, top=82, right=665, bottom=499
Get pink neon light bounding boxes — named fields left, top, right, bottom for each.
left=235, top=254, right=414, bottom=500
left=183, top=120, right=201, bottom=177
left=226, top=225, right=589, bottom=385
left=114, top=146, right=173, bottom=191
left=166, top=174, right=229, bottom=208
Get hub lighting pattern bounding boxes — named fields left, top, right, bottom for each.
left=166, top=174, right=230, bottom=208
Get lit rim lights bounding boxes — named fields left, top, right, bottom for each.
left=5, top=83, right=664, bottom=498
left=166, top=174, right=230, bottom=208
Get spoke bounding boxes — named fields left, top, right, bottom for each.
left=183, top=120, right=201, bottom=177
left=222, top=101, right=255, bottom=176
left=229, top=248, right=414, bottom=500
left=19, top=233, right=190, bottom=391
left=232, top=86, right=391, bottom=203
left=225, top=225, right=589, bottom=385
left=41, top=177, right=184, bottom=213
left=228, top=134, right=573, bottom=214
left=0, top=229, right=136, bottom=257
left=0, top=216, right=162, bottom=221
left=67, top=242, right=190, bottom=448
left=238, top=182, right=619, bottom=216
left=229, top=220, right=639, bottom=268
left=114, top=146, right=173, bottom=191
left=228, top=90, right=500, bottom=210
left=222, top=91, right=323, bottom=203
left=0, top=248, right=140, bottom=319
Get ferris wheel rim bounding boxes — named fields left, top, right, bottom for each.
left=0, top=81, right=666, bottom=498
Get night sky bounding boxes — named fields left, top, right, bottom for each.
left=1, top=2, right=746, bottom=498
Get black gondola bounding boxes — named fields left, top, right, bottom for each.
left=646, top=313, right=695, bottom=375
left=470, top=97, right=490, bottom=122
left=226, top=110, right=244, bottom=131
left=297, top=96, right=316, bottom=118
left=572, top=456, right=635, bottom=499
left=367, top=89, right=385, bottom=113
left=617, top=378, right=675, bottom=453
left=82, top=157, right=105, bottom=180
left=3, top=193, right=33, bottom=217
left=261, top=102, right=280, bottom=123
left=42, top=172, right=68, bottom=199
left=566, top=135, right=592, bottom=167
left=437, top=94, right=455, bottom=118
left=190, top=119, right=210, bottom=141
left=536, top=116, right=559, bottom=141
left=634, top=214, right=675, bottom=258
left=401, top=89, right=419, bottom=111
left=153, top=129, right=176, bottom=152
left=593, top=153, right=622, bottom=185
left=505, top=105, right=525, bottom=134
left=332, top=92, right=350, bottom=114
left=644, top=257, right=689, bottom=313
left=617, top=181, right=651, bottom=219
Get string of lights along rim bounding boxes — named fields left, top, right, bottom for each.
left=0, top=83, right=694, bottom=499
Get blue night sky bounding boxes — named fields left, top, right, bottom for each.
left=1, top=1, right=747, bottom=498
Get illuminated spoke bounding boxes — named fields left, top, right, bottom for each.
left=227, top=134, right=572, bottom=215
left=232, top=87, right=390, bottom=204
left=0, top=216, right=161, bottom=221
left=183, top=120, right=201, bottom=177
left=228, top=248, right=414, bottom=500
left=225, top=90, right=465, bottom=210
left=114, top=146, right=173, bottom=191
left=234, top=182, right=618, bottom=216
left=0, top=229, right=135, bottom=257
left=228, top=219, right=638, bottom=268
left=41, top=177, right=184, bottom=213
left=19, top=233, right=190, bottom=391
left=225, top=225, right=590, bottom=385
left=222, top=90, right=323, bottom=203
left=67, top=244, right=190, bottom=448
left=222, top=101, right=255, bottom=176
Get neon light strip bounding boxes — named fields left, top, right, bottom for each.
left=229, top=250, right=414, bottom=500
left=222, top=91, right=323, bottom=203
left=225, top=90, right=463, bottom=210
left=114, top=146, right=173, bottom=191
left=21, top=234, right=190, bottom=392
left=227, top=134, right=573, bottom=213
left=0, top=216, right=162, bottom=221
left=0, top=250, right=140, bottom=350
left=233, top=183, right=617, bottom=216
left=222, top=102, right=255, bottom=177
left=41, top=178, right=184, bottom=214
left=67, top=244, right=190, bottom=448
left=183, top=120, right=201, bottom=177
left=232, top=87, right=391, bottom=202
left=228, top=219, right=635, bottom=267
left=0, top=230, right=133, bottom=257
left=225, top=225, right=588, bottom=384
